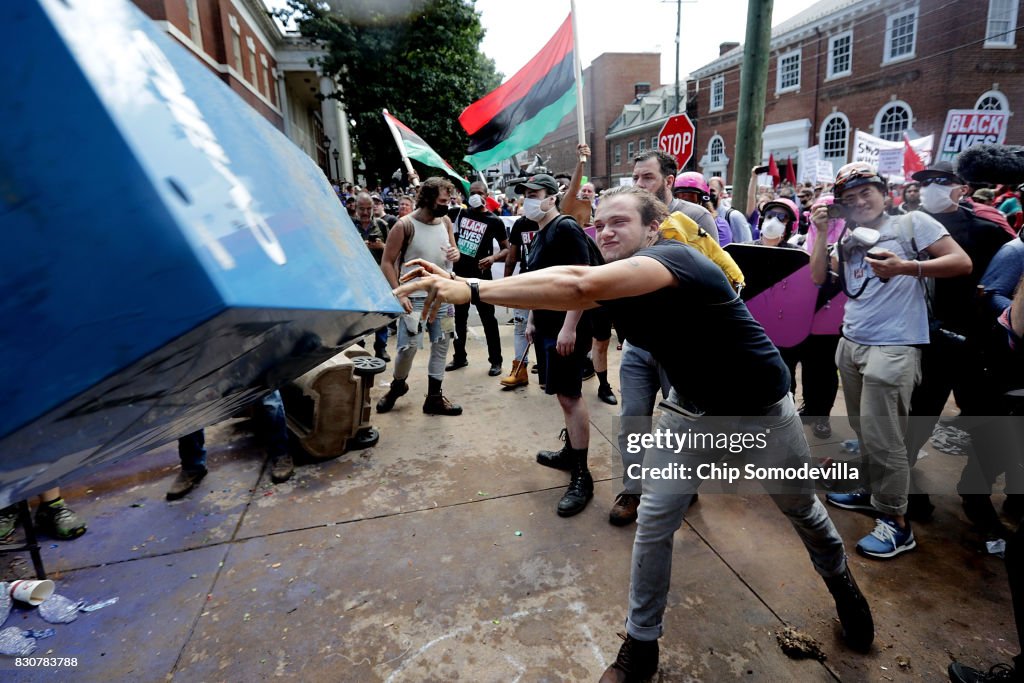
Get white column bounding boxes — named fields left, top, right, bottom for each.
left=336, top=101, right=354, bottom=183
left=276, top=70, right=292, bottom=140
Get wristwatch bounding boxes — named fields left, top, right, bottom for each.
left=466, top=278, right=481, bottom=306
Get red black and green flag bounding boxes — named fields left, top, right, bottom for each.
left=459, top=14, right=578, bottom=171
left=382, top=110, right=471, bottom=193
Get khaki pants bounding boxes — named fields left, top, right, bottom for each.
left=835, top=338, right=921, bottom=516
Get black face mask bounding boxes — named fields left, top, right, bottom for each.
left=430, top=204, right=450, bottom=218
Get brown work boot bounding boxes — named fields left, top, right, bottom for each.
left=166, top=468, right=208, bottom=500
left=609, top=493, right=641, bottom=526
left=599, top=633, right=659, bottom=682
left=270, top=454, right=294, bottom=484
left=422, top=393, right=463, bottom=416
left=500, top=360, right=529, bottom=389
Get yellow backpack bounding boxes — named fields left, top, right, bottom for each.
left=659, top=211, right=745, bottom=290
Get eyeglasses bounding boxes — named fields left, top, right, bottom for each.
left=920, top=177, right=956, bottom=187
left=763, top=210, right=790, bottom=221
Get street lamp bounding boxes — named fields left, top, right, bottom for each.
left=332, top=148, right=340, bottom=183
left=323, top=135, right=332, bottom=179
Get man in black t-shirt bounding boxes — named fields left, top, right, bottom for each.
left=500, top=215, right=540, bottom=388
left=395, top=186, right=871, bottom=682
left=446, top=182, right=509, bottom=376
left=517, top=173, right=595, bottom=519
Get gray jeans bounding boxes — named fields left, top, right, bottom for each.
left=625, top=391, right=848, bottom=641
left=835, top=338, right=921, bottom=516
left=394, top=296, right=452, bottom=382
left=617, top=341, right=672, bottom=495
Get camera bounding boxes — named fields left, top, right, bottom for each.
left=826, top=204, right=845, bottom=219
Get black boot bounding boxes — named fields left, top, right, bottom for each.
left=423, top=378, right=462, bottom=416
left=376, top=379, right=408, bottom=413
left=824, top=567, right=874, bottom=652
left=537, top=428, right=573, bottom=470
left=599, top=633, right=659, bottom=682
left=905, top=493, right=935, bottom=522
left=962, top=494, right=1012, bottom=538
left=557, top=448, right=593, bottom=517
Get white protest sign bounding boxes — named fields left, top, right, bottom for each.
left=877, top=147, right=903, bottom=175
left=816, top=161, right=835, bottom=183
left=799, top=146, right=819, bottom=183
left=853, top=130, right=933, bottom=167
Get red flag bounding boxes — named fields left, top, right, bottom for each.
left=767, top=154, right=780, bottom=187
left=903, top=133, right=925, bottom=177
left=785, top=156, right=797, bottom=186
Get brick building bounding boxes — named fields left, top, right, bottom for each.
left=606, top=84, right=685, bottom=186
left=529, top=53, right=662, bottom=190
left=133, top=0, right=354, bottom=181
left=688, top=0, right=1022, bottom=185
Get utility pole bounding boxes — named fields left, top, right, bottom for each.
left=675, top=0, right=681, bottom=113
left=662, top=1, right=696, bottom=114
left=732, top=0, right=774, bottom=215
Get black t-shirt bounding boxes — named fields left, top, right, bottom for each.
left=930, top=206, right=1012, bottom=335
left=598, top=239, right=790, bottom=414
left=509, top=217, right=540, bottom=272
left=449, top=207, right=507, bottom=278
left=527, top=215, right=592, bottom=337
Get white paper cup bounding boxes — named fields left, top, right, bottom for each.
left=9, top=579, right=55, bottom=606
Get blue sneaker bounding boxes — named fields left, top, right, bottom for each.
left=826, top=488, right=875, bottom=512
left=857, top=518, right=916, bottom=559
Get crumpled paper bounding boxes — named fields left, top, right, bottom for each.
left=0, top=626, right=37, bottom=656
left=38, top=593, right=84, bottom=624
left=0, top=582, right=11, bottom=627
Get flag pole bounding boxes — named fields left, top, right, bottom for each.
left=569, top=1, right=586, bottom=164
left=382, top=108, right=420, bottom=187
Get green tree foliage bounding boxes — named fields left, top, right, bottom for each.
left=277, top=1, right=501, bottom=187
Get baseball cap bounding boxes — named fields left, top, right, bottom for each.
left=514, top=173, right=559, bottom=194
left=912, top=160, right=962, bottom=184
left=370, top=193, right=383, bottom=202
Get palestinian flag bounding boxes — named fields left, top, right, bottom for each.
left=459, top=14, right=577, bottom=171
left=382, top=110, right=470, bottom=193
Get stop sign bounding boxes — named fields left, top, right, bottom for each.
left=658, top=114, right=695, bottom=170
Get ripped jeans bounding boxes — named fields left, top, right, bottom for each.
left=394, top=296, right=454, bottom=382
left=512, top=308, right=530, bottom=364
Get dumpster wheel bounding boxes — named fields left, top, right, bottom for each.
left=351, top=356, right=387, bottom=377
left=349, top=427, right=380, bottom=450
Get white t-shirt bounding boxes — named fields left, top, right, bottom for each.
left=841, top=211, right=948, bottom=346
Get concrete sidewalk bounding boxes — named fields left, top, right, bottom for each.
left=0, top=317, right=1017, bottom=682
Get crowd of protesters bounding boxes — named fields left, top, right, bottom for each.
left=367, top=147, right=1024, bottom=683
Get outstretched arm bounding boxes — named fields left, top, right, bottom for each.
left=395, top=255, right=676, bottom=321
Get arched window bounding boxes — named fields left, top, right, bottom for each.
left=709, top=135, right=724, bottom=163
left=874, top=101, right=913, bottom=142
left=820, top=113, right=849, bottom=163
left=975, top=90, right=1009, bottom=111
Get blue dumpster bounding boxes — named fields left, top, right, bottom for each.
left=0, top=0, right=400, bottom=503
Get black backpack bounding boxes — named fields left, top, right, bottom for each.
left=550, top=215, right=604, bottom=266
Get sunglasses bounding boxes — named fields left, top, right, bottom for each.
left=763, top=210, right=791, bottom=221
left=920, top=177, right=956, bottom=187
